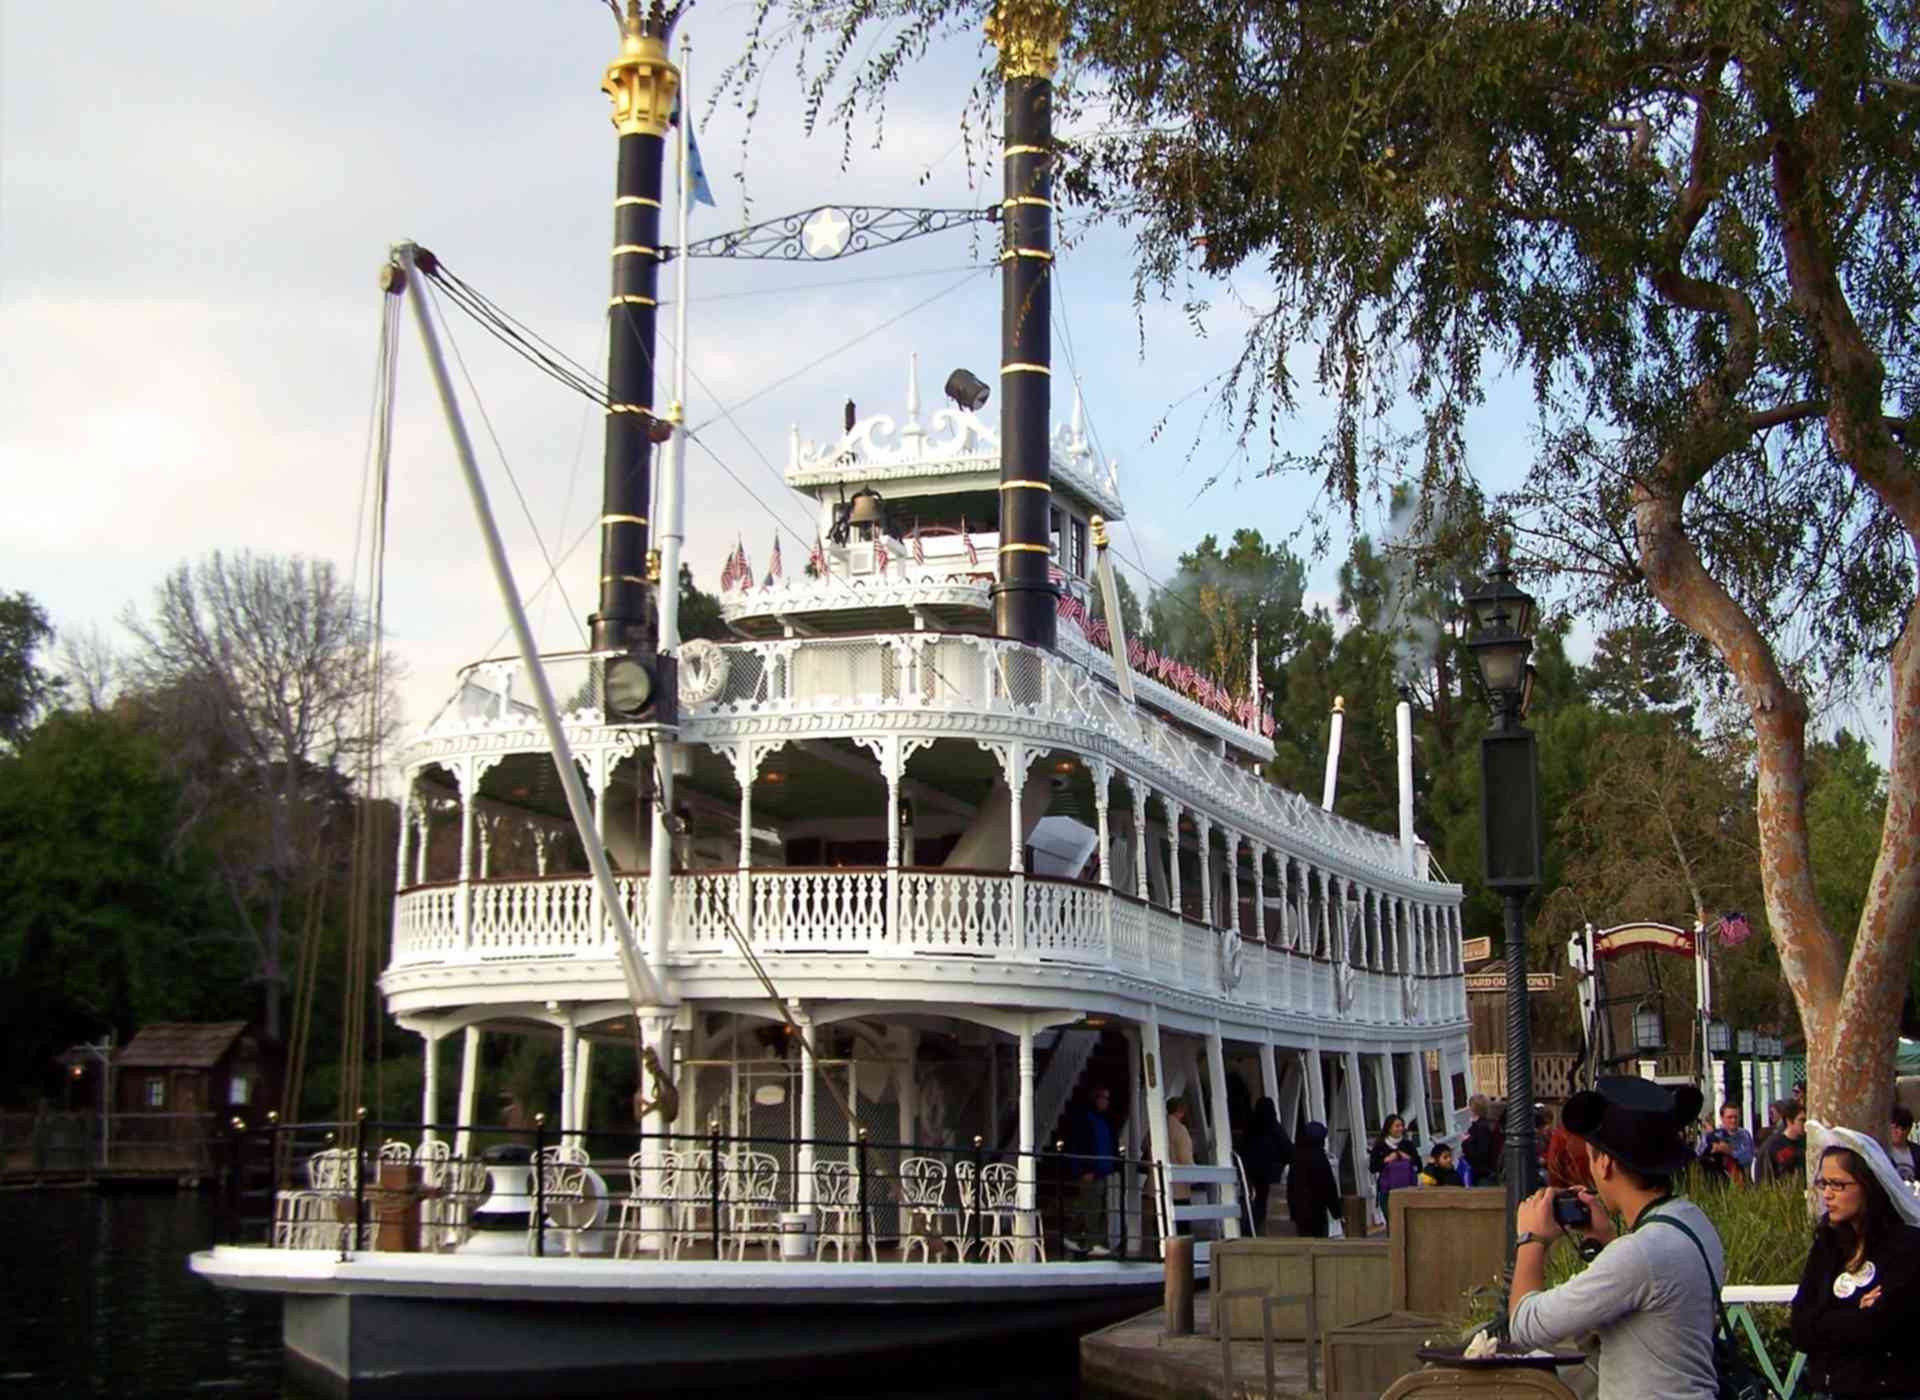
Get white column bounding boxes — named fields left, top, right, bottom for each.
left=395, top=772, right=415, bottom=890
left=457, top=759, right=479, bottom=949
left=1132, top=782, right=1150, bottom=900
left=1369, top=1054, right=1395, bottom=1138
left=638, top=1011, right=675, bottom=1249
left=1305, top=1046, right=1327, bottom=1125
left=1017, top=1021, right=1038, bottom=1219
left=1251, top=844, right=1265, bottom=944
left=1205, top=1024, right=1241, bottom=1237
left=559, top=1018, right=579, bottom=1137
left=1167, top=801, right=1184, bottom=917
left=1404, top=1048, right=1431, bottom=1145
left=1196, top=816, right=1213, bottom=926
left=414, top=805, right=432, bottom=886
left=1124, top=1023, right=1146, bottom=1161
left=574, top=1040, right=595, bottom=1136
left=1226, top=832, right=1241, bottom=935
left=883, top=739, right=903, bottom=947
left=736, top=744, right=758, bottom=944
left=1279, top=1051, right=1305, bottom=1136
left=794, top=1005, right=816, bottom=1212
left=455, top=1026, right=481, bottom=1160
left=1258, top=1035, right=1280, bottom=1106
left=1141, top=1012, right=1174, bottom=1240
left=477, top=814, right=496, bottom=880
left=421, top=1030, right=441, bottom=1143
left=1344, top=1050, right=1372, bottom=1208
left=1093, top=760, right=1113, bottom=888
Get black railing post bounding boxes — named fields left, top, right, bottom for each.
left=351, top=1109, right=368, bottom=1258
left=532, top=1114, right=548, bottom=1258
left=709, top=1120, right=723, bottom=1260
left=971, top=1135, right=985, bottom=1262
left=857, top=1129, right=871, bottom=1258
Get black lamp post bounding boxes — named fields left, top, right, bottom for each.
left=1465, top=556, right=1541, bottom=1274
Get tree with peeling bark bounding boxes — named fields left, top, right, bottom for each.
left=727, top=0, right=1920, bottom=1141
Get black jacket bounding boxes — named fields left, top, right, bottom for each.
left=1462, top=1118, right=1498, bottom=1180
left=1789, top=1221, right=1920, bottom=1396
left=1240, top=1120, right=1293, bottom=1187
left=1286, top=1143, right=1341, bottom=1237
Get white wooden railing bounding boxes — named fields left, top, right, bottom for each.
left=391, top=871, right=1467, bottom=1028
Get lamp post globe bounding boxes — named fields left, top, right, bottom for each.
left=1466, top=553, right=1544, bottom=1302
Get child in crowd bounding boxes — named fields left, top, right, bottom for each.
left=1420, top=1143, right=1462, bottom=1187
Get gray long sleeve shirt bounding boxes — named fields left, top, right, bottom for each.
left=1508, top=1198, right=1724, bottom=1400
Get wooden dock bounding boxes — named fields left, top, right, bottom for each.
left=1080, top=1292, right=1323, bottom=1400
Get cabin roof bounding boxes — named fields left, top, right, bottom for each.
left=115, top=1021, right=252, bottom=1069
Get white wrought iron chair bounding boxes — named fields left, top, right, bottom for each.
left=897, top=1156, right=960, bottom=1263
left=951, top=1159, right=982, bottom=1261
left=978, top=1161, right=1045, bottom=1263
left=615, top=1149, right=682, bottom=1259
left=813, top=1160, right=876, bottom=1261
left=272, top=1147, right=363, bottom=1250
left=668, top=1153, right=717, bottom=1260
left=723, top=1150, right=783, bottom=1261
left=412, top=1140, right=455, bottom=1251
left=424, top=1155, right=489, bottom=1253
left=526, top=1146, right=594, bottom=1257
left=377, top=1140, right=414, bottom=1166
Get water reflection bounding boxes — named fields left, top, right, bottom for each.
left=0, top=1194, right=1079, bottom=1399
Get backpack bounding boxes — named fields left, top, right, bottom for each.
left=1639, top=1211, right=1770, bottom=1400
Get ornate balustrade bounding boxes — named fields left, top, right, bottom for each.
left=390, top=871, right=1465, bottom=1029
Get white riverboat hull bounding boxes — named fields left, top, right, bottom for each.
left=191, top=1247, right=1165, bottom=1397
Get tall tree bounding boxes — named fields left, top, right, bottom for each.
left=732, top=0, right=1920, bottom=1137
left=0, top=591, right=60, bottom=746
left=1146, top=528, right=1307, bottom=701
left=122, top=552, right=390, bottom=1039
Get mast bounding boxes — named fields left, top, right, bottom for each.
left=595, top=0, right=680, bottom=654
left=986, top=0, right=1065, bottom=649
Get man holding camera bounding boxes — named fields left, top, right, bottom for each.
left=1507, top=1076, right=1724, bottom=1399
left=1698, top=1101, right=1754, bottom=1181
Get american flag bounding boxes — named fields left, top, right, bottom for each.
left=911, top=528, right=925, bottom=565
left=767, top=534, right=783, bottom=585
left=875, top=539, right=890, bottom=573
left=961, top=517, right=979, bottom=566
left=1716, top=912, right=1754, bottom=948
left=734, top=540, right=752, bottom=591
left=720, top=538, right=743, bottom=591
left=808, top=534, right=826, bottom=576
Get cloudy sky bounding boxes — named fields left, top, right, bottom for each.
left=0, top=1, right=1727, bottom=757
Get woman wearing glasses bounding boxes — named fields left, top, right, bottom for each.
left=1790, top=1126, right=1920, bottom=1398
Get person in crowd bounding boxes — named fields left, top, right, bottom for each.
left=1238, top=1096, right=1292, bottom=1235
left=1790, top=1127, right=1920, bottom=1398
left=1370, top=1114, right=1420, bottom=1229
left=1544, top=1123, right=1596, bottom=1194
left=1697, top=1101, right=1755, bottom=1186
left=1286, top=1120, right=1342, bottom=1238
left=1507, top=1076, right=1722, bottom=1399
left=1064, top=1083, right=1118, bottom=1257
left=1758, top=1102, right=1811, bottom=1182
left=1420, top=1142, right=1461, bottom=1187
left=1165, top=1095, right=1196, bottom=1233
left=1889, top=1107, right=1916, bottom=1184
left=1463, top=1093, right=1499, bottom=1184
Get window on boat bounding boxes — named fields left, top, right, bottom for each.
left=145, top=1077, right=166, bottom=1109
left=1071, top=518, right=1088, bottom=577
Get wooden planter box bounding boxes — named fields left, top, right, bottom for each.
left=1210, top=1235, right=1391, bottom=1341
left=1322, top=1311, right=1446, bottom=1399
left=1390, top=1187, right=1510, bottom=1317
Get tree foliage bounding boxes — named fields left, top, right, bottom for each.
left=1146, top=528, right=1307, bottom=701
left=0, top=591, right=61, bottom=747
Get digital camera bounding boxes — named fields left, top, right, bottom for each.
left=1551, top=1191, right=1592, bottom=1230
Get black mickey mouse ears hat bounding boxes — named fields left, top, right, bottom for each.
left=1561, top=1075, right=1704, bottom=1176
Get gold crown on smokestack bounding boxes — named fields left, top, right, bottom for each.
left=605, top=0, right=682, bottom=137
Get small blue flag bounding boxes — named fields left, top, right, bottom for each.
left=669, top=96, right=717, bottom=209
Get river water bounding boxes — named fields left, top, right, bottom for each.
left=0, top=1192, right=1081, bottom=1399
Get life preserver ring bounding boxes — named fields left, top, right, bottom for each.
left=677, top=638, right=730, bottom=705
